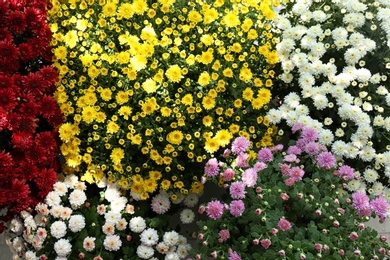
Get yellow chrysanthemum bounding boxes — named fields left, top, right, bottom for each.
left=165, top=64, right=182, bottom=83
left=181, top=94, right=193, bottom=106
left=107, top=121, right=120, bottom=134
left=64, top=30, right=78, bottom=48
left=239, top=67, right=253, bottom=82
left=166, top=130, right=184, bottom=145
left=204, top=137, right=220, bottom=154
left=222, top=11, right=240, bottom=27
left=132, top=0, right=148, bottom=15
left=160, top=106, right=172, bottom=117
left=59, top=122, right=79, bottom=142
left=118, top=3, right=133, bottom=19
left=141, top=97, right=158, bottom=115
left=149, top=170, right=162, bottom=180
left=102, top=3, right=117, bottom=17
left=110, top=147, right=124, bottom=165
left=54, top=46, right=67, bottom=60
left=198, top=71, right=211, bottom=86
left=116, top=90, right=129, bottom=105
left=202, top=96, right=216, bottom=110
left=81, top=106, right=97, bottom=124
left=242, top=87, right=254, bottom=101
left=200, top=50, right=214, bottom=65
left=215, top=129, right=233, bottom=147
left=143, top=178, right=158, bottom=193
left=203, top=8, right=218, bottom=24
left=202, top=115, right=213, bottom=126
left=142, top=78, right=158, bottom=93
left=118, top=106, right=132, bottom=120
left=187, top=10, right=202, bottom=23
left=160, top=179, right=171, bottom=190
left=130, top=134, right=142, bottom=145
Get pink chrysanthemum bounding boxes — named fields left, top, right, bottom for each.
left=229, top=181, right=246, bottom=199
left=231, top=136, right=250, bottom=154
left=204, top=158, right=219, bottom=177
left=218, top=229, right=230, bottom=241
left=206, top=200, right=224, bottom=220
left=352, top=191, right=370, bottom=211
left=301, top=127, right=318, bottom=142
left=228, top=251, right=242, bottom=260
left=316, top=152, right=336, bottom=169
left=370, top=196, right=388, bottom=218
left=242, top=168, right=257, bottom=187
left=257, top=147, right=273, bottom=162
left=229, top=200, right=245, bottom=217
left=278, top=218, right=292, bottom=231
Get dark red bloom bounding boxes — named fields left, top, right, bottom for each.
left=6, top=10, right=27, bottom=35
left=19, top=99, right=39, bottom=117
left=0, top=28, right=13, bottom=42
left=0, top=40, right=20, bottom=60
left=38, top=66, right=58, bottom=90
left=39, top=95, right=59, bottom=119
left=0, top=151, right=13, bottom=168
left=24, top=72, right=46, bottom=95
left=0, top=88, right=17, bottom=111
left=35, top=131, right=58, bottom=153
left=11, top=132, right=33, bottom=150
left=34, top=168, right=57, bottom=201
left=0, top=107, right=7, bottom=130
left=17, top=42, right=35, bottom=62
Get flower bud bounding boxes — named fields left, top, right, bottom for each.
left=78, top=253, right=85, bottom=259
left=315, top=210, right=322, bottom=216
left=300, top=253, right=306, bottom=260
left=255, top=208, right=262, bottom=215
left=358, top=223, right=365, bottom=230
left=378, top=247, right=386, bottom=254
left=333, top=199, right=339, bottom=205
left=85, top=202, right=90, bottom=208
left=211, top=251, right=217, bottom=259
left=297, top=193, right=303, bottom=199
left=256, top=186, right=262, bottom=193
left=196, top=254, right=201, bottom=260
left=198, top=233, right=204, bottom=240
left=333, top=221, right=339, bottom=228
left=380, top=235, right=387, bottom=242
left=198, top=206, right=205, bottom=214
left=353, top=250, right=361, bottom=256
left=315, top=243, right=322, bottom=252
left=127, top=235, right=132, bottom=241
left=279, top=250, right=285, bottom=256
left=202, top=241, right=207, bottom=246
left=323, top=245, right=329, bottom=252
left=339, top=249, right=345, bottom=256
left=349, top=232, right=358, bottom=241
left=272, top=228, right=278, bottom=235
left=253, top=239, right=259, bottom=245
left=281, top=193, right=290, bottom=200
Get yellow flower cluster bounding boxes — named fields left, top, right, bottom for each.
left=49, top=0, right=280, bottom=200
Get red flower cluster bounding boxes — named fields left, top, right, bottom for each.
left=0, top=0, right=62, bottom=232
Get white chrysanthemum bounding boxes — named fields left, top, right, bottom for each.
left=130, top=191, right=142, bottom=201
left=292, top=2, right=310, bottom=15
left=54, top=239, right=72, bottom=257
left=344, top=47, right=364, bottom=64
left=110, top=196, right=127, bottom=212
left=364, top=169, right=379, bottom=183
left=347, top=179, right=362, bottom=191
left=156, top=242, right=170, bottom=254
left=284, top=92, right=301, bottom=108
left=165, top=252, right=180, bottom=260
left=163, top=231, right=179, bottom=247
left=64, top=174, right=79, bottom=188
left=384, top=117, right=390, bottom=131
left=25, top=250, right=38, bottom=260
left=351, top=133, right=368, bottom=149
left=359, top=145, right=376, bottom=162
left=371, top=182, right=384, bottom=196
left=60, top=207, right=72, bottom=220
left=312, top=94, right=328, bottom=110
left=140, top=228, right=159, bottom=246
left=45, top=191, right=61, bottom=207
left=151, top=191, right=171, bottom=214
left=104, top=210, right=122, bottom=224
left=83, top=236, right=96, bottom=252
left=182, top=193, right=199, bottom=208
left=278, top=38, right=296, bottom=53
left=137, top=245, right=155, bottom=259
left=362, top=101, right=373, bottom=111
left=377, top=7, right=390, bottom=21
left=343, top=13, right=365, bottom=28
left=103, top=234, right=122, bottom=251
left=69, top=189, right=87, bottom=208
left=343, top=0, right=367, bottom=12
left=356, top=124, right=374, bottom=139
left=376, top=85, right=388, bottom=95
left=373, top=115, right=385, bottom=127
left=383, top=187, right=390, bottom=203
left=318, top=129, right=334, bottom=146
left=177, top=244, right=189, bottom=258
left=285, top=110, right=299, bottom=126
left=102, top=222, right=116, bottom=235
left=50, top=205, right=63, bottom=218
left=312, top=10, right=327, bottom=22
left=129, top=216, right=147, bottom=233
left=115, top=218, right=127, bottom=230
left=276, top=16, right=291, bottom=30
left=344, top=143, right=360, bottom=159
left=50, top=221, right=67, bottom=239
left=355, top=113, right=370, bottom=126
left=292, top=52, right=309, bottom=66
left=298, top=73, right=315, bottom=88
left=105, top=184, right=121, bottom=202
left=9, top=218, right=23, bottom=235
left=53, top=182, right=68, bottom=197
left=69, top=215, right=85, bottom=233
left=180, top=209, right=195, bottom=224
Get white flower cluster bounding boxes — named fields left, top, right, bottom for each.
left=268, top=0, right=390, bottom=204
left=4, top=175, right=192, bottom=259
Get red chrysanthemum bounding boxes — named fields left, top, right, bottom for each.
left=11, top=115, right=37, bottom=134
left=17, top=42, right=35, bottom=62
left=24, top=72, right=47, bottom=95
left=24, top=7, right=45, bottom=32
left=0, top=88, right=17, bottom=111
left=0, top=150, right=13, bottom=168
left=0, top=75, right=15, bottom=90
left=11, top=132, right=33, bottom=150
left=38, top=65, right=58, bottom=89
left=0, top=40, right=20, bottom=60
left=0, top=108, right=7, bottom=130
left=34, top=168, right=57, bottom=201
left=0, top=28, right=13, bottom=42
left=39, top=95, right=58, bottom=118
left=6, top=10, right=27, bottom=35
left=35, top=131, right=58, bottom=153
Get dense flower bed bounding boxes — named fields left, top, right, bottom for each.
left=0, top=0, right=62, bottom=232
left=48, top=0, right=281, bottom=200
left=196, top=125, right=390, bottom=259
left=5, top=174, right=192, bottom=260
left=268, top=0, right=390, bottom=199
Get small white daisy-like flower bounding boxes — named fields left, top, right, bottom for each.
left=347, top=179, right=362, bottom=191
left=45, top=191, right=61, bottom=207
left=25, top=250, right=38, bottom=260
left=371, top=182, right=384, bottom=196
left=50, top=220, right=67, bottom=239
left=318, top=129, right=334, bottom=146
left=103, top=234, right=122, bottom=251
left=140, top=228, right=159, bottom=246
left=156, top=242, right=169, bottom=254
left=68, top=215, right=85, bottom=233
left=64, top=174, right=79, bottom=188
left=104, top=184, right=121, bottom=202
left=60, top=207, right=73, bottom=220
left=180, top=209, right=195, bottom=224
left=116, top=218, right=127, bottom=231
left=129, top=216, right=146, bottom=233
left=359, top=145, right=376, bottom=162
left=110, top=196, right=127, bottom=212
left=165, top=252, right=180, bottom=260
left=363, top=169, right=379, bottom=183
left=54, top=238, right=72, bottom=257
